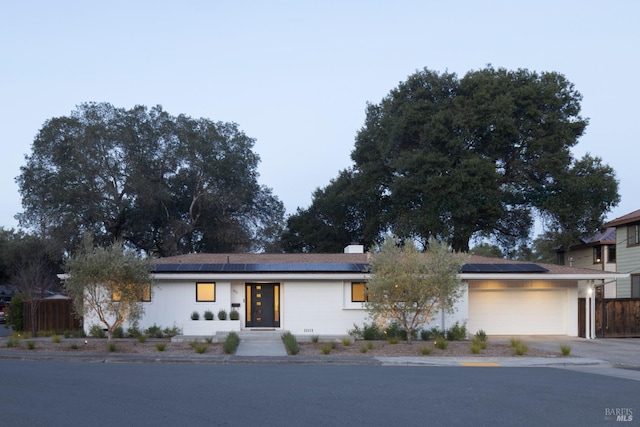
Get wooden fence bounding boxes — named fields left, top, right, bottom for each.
left=23, top=299, right=81, bottom=333
left=596, top=299, right=640, bottom=338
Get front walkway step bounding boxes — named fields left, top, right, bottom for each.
left=235, top=340, right=288, bottom=356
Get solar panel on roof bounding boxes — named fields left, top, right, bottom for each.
left=154, top=263, right=369, bottom=273
left=460, top=263, right=548, bottom=273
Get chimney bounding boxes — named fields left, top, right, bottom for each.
left=344, top=244, right=364, bottom=254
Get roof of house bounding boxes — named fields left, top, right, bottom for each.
left=152, top=252, right=620, bottom=278
left=604, top=209, right=640, bottom=228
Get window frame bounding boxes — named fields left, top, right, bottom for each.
left=631, top=275, right=640, bottom=299
left=112, top=283, right=152, bottom=302
left=607, top=244, right=616, bottom=263
left=351, top=282, right=368, bottom=303
left=593, top=246, right=603, bottom=264
left=627, top=224, right=640, bottom=247
left=196, top=282, right=216, bottom=302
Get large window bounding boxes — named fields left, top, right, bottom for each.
left=632, top=275, right=640, bottom=299
left=112, top=284, right=151, bottom=302
left=196, top=282, right=216, bottom=302
left=627, top=224, right=640, bottom=247
left=351, top=282, right=367, bottom=302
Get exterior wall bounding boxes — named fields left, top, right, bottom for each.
left=567, top=246, right=617, bottom=298
left=616, top=224, right=640, bottom=298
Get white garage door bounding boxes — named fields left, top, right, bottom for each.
left=469, top=289, right=568, bottom=335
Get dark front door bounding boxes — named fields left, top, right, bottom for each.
left=245, top=283, right=280, bottom=328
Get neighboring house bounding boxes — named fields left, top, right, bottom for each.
left=604, top=209, right=640, bottom=299
left=81, top=244, right=624, bottom=339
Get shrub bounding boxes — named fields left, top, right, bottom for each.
left=470, top=344, right=482, bottom=354
left=204, top=310, right=214, bottom=320
left=6, top=338, right=18, bottom=348
left=27, top=341, right=36, bottom=350
left=509, top=337, right=521, bottom=347
left=205, top=336, right=214, bottom=344
left=514, top=343, right=529, bottom=356
left=191, top=311, right=200, bottom=320
left=320, top=344, right=332, bottom=354
left=193, top=343, right=208, bottom=354
left=145, top=324, right=163, bottom=338
left=341, top=338, right=352, bottom=346
left=217, top=309, right=227, bottom=320
left=155, top=343, right=166, bottom=352
left=471, top=336, right=488, bottom=350
left=348, top=322, right=384, bottom=340
left=229, top=309, right=240, bottom=320
left=51, top=335, right=62, bottom=343
left=281, top=332, right=299, bottom=355
left=70, top=343, right=79, bottom=350
left=446, top=321, right=467, bottom=341
left=163, top=325, right=182, bottom=337
left=107, top=342, right=117, bottom=352
left=127, top=326, right=142, bottom=338
left=89, top=324, right=106, bottom=338
left=359, top=344, right=369, bottom=353
left=434, top=336, right=448, bottom=350
left=386, top=336, right=400, bottom=344
left=560, top=344, right=572, bottom=357
left=420, top=346, right=432, bottom=355
left=474, top=329, right=488, bottom=342
left=223, top=332, right=240, bottom=354
left=113, top=326, right=125, bottom=339
left=137, top=335, right=147, bottom=343
left=311, top=335, right=319, bottom=343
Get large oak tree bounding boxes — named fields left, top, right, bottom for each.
left=283, top=67, right=619, bottom=253
left=17, top=103, right=285, bottom=256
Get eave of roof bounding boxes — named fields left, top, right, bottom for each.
left=604, top=209, right=640, bottom=228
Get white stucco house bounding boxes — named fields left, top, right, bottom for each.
left=81, top=244, right=626, bottom=340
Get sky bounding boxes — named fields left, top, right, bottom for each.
left=1, top=1, right=638, bottom=236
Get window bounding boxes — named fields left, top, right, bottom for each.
left=632, top=275, right=640, bottom=299
left=351, top=282, right=367, bottom=302
left=627, top=224, right=640, bottom=247
left=593, top=246, right=602, bottom=264
left=196, top=282, right=216, bottom=302
left=112, top=284, right=151, bottom=302
left=607, top=245, right=616, bottom=263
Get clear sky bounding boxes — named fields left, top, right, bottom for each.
left=1, top=1, right=638, bottom=234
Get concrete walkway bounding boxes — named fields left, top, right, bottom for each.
left=234, top=331, right=288, bottom=357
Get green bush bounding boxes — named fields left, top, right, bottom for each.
left=163, top=325, right=182, bottom=337
left=420, top=327, right=442, bottom=341
left=320, top=344, right=332, bottom=354
left=229, top=309, right=240, bottom=320
left=205, top=336, right=214, bottom=344
left=191, top=311, right=200, bottom=320
left=386, top=336, right=400, bottom=344
left=192, top=343, right=208, bottom=354
left=107, top=342, right=117, bottom=352
left=27, top=341, right=36, bottom=350
left=434, top=336, right=448, bottom=350
left=145, top=324, right=163, bottom=338
left=217, top=309, right=227, bottom=320
left=5, top=293, right=24, bottom=331
left=155, top=343, right=166, bottom=352
left=560, top=344, right=571, bottom=356
left=6, top=337, right=19, bottom=348
left=113, top=326, right=125, bottom=339
left=137, top=335, right=147, bottom=343
left=514, top=343, right=529, bottom=356
left=89, top=325, right=106, bottom=338
left=51, top=335, right=62, bottom=343
left=446, top=321, right=467, bottom=341
left=474, top=329, right=488, bottom=342
left=204, top=310, right=214, bottom=320
left=281, top=332, right=299, bottom=355
left=311, top=334, right=319, bottom=343
left=471, top=336, right=488, bottom=350
left=470, top=344, right=482, bottom=354
left=223, top=332, right=240, bottom=354
left=359, top=344, right=369, bottom=353
left=70, top=343, right=79, bottom=350
left=341, top=338, right=352, bottom=346
left=348, top=322, right=384, bottom=340
left=127, top=326, right=142, bottom=338
left=420, top=346, right=432, bottom=355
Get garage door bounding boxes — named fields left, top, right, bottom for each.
left=469, top=289, right=568, bottom=335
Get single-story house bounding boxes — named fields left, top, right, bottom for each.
left=81, top=245, right=627, bottom=339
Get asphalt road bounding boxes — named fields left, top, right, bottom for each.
left=0, top=361, right=637, bottom=426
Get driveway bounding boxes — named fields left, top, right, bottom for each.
left=491, top=335, right=640, bottom=367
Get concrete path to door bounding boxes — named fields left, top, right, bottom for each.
left=234, top=331, right=288, bottom=356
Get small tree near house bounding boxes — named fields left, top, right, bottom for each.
left=64, top=238, right=152, bottom=340
left=365, top=237, right=468, bottom=342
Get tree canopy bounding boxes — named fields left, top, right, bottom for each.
left=17, top=103, right=285, bottom=256
left=365, top=237, right=468, bottom=342
left=64, top=238, right=152, bottom=340
left=282, top=66, right=619, bottom=253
